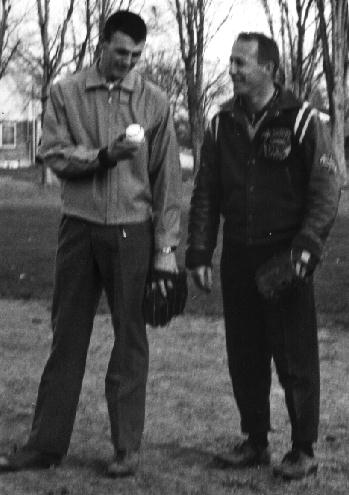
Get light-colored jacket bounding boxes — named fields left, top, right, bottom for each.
left=39, top=64, right=181, bottom=250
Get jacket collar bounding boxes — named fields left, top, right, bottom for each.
left=219, top=85, right=302, bottom=117
left=85, top=62, right=138, bottom=92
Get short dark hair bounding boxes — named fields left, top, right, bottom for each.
left=237, top=32, right=280, bottom=77
left=103, top=11, right=147, bottom=43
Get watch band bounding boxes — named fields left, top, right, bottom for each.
left=157, top=246, right=175, bottom=254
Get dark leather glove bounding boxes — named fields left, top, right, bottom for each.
left=143, top=269, right=188, bottom=327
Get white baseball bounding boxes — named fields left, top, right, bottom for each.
left=125, top=124, right=145, bottom=143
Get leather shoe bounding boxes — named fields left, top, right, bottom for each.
left=0, top=447, right=61, bottom=473
left=214, top=438, right=271, bottom=468
left=107, top=450, right=140, bottom=477
left=273, top=448, right=318, bottom=480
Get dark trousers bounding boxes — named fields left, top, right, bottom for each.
left=220, top=241, right=320, bottom=445
left=26, top=216, right=152, bottom=456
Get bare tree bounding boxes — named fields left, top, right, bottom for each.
left=170, top=0, right=234, bottom=173
left=261, top=0, right=322, bottom=100
left=0, top=0, right=21, bottom=79
left=35, top=0, right=75, bottom=183
left=36, top=0, right=75, bottom=122
left=260, top=0, right=275, bottom=39
left=317, top=0, right=348, bottom=183
left=71, top=0, right=93, bottom=72
left=141, top=49, right=186, bottom=118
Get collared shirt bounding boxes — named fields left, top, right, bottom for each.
left=38, top=64, right=181, bottom=250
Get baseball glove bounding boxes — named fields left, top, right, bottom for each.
left=255, top=250, right=301, bottom=300
left=143, top=269, right=188, bottom=327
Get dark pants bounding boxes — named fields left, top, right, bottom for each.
left=220, top=241, right=320, bottom=446
left=26, top=216, right=152, bottom=456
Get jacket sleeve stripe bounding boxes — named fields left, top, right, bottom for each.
left=298, top=109, right=317, bottom=144
left=294, top=101, right=309, bottom=135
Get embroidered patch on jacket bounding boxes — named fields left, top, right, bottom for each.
left=319, top=153, right=337, bottom=174
left=262, top=128, right=292, bottom=161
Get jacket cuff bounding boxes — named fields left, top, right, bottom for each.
left=292, top=233, right=321, bottom=262
left=185, top=249, right=212, bottom=269
left=98, top=147, right=115, bottom=169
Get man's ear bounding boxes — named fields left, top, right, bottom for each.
left=261, top=61, right=275, bottom=78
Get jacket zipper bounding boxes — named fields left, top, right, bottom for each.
left=106, top=83, right=114, bottom=223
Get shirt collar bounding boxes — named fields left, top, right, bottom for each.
left=85, top=62, right=138, bottom=92
left=237, top=86, right=280, bottom=126
left=219, top=84, right=301, bottom=118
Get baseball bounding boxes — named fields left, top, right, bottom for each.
left=125, top=124, right=145, bottom=143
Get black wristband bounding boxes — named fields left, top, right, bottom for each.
left=98, top=147, right=116, bottom=169
left=185, top=248, right=212, bottom=270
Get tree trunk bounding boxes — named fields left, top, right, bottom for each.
left=190, top=112, right=204, bottom=174
left=331, top=68, right=347, bottom=183
left=317, top=0, right=348, bottom=184
left=40, top=82, right=49, bottom=185
left=331, top=96, right=346, bottom=184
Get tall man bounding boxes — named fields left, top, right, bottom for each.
left=186, top=32, right=340, bottom=480
left=0, top=11, right=181, bottom=477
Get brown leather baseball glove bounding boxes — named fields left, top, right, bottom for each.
left=143, top=269, right=188, bottom=327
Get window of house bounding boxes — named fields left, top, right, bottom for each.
left=0, top=121, right=16, bottom=148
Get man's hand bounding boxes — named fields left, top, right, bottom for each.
left=107, top=134, right=142, bottom=163
left=291, top=249, right=317, bottom=279
left=153, top=251, right=178, bottom=297
left=191, top=265, right=212, bottom=292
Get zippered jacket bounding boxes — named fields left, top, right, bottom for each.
left=38, top=64, right=181, bottom=250
left=186, top=88, right=341, bottom=268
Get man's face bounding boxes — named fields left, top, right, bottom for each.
left=101, top=31, right=145, bottom=81
left=229, top=39, right=271, bottom=98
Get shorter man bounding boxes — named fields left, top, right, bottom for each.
left=186, top=32, right=340, bottom=480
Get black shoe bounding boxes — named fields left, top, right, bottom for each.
left=107, top=450, right=140, bottom=477
left=273, top=448, right=318, bottom=480
left=214, top=439, right=271, bottom=468
left=0, top=447, right=62, bottom=473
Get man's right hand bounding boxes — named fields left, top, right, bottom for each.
left=191, top=265, right=212, bottom=292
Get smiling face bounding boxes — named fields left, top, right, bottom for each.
left=229, top=39, right=273, bottom=99
left=100, top=31, right=145, bottom=82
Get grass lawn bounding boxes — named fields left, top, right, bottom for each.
left=0, top=301, right=349, bottom=495
left=0, top=169, right=349, bottom=494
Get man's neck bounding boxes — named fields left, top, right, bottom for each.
left=244, top=84, right=276, bottom=114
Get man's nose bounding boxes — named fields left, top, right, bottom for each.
left=229, top=60, right=237, bottom=75
left=121, top=53, right=132, bottom=66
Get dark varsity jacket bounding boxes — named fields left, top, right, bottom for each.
left=186, top=87, right=341, bottom=269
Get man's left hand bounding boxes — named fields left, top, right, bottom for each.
left=153, top=252, right=178, bottom=297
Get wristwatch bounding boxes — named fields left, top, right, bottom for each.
left=157, top=246, right=175, bottom=254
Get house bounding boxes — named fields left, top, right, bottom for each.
left=0, top=75, right=39, bottom=169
